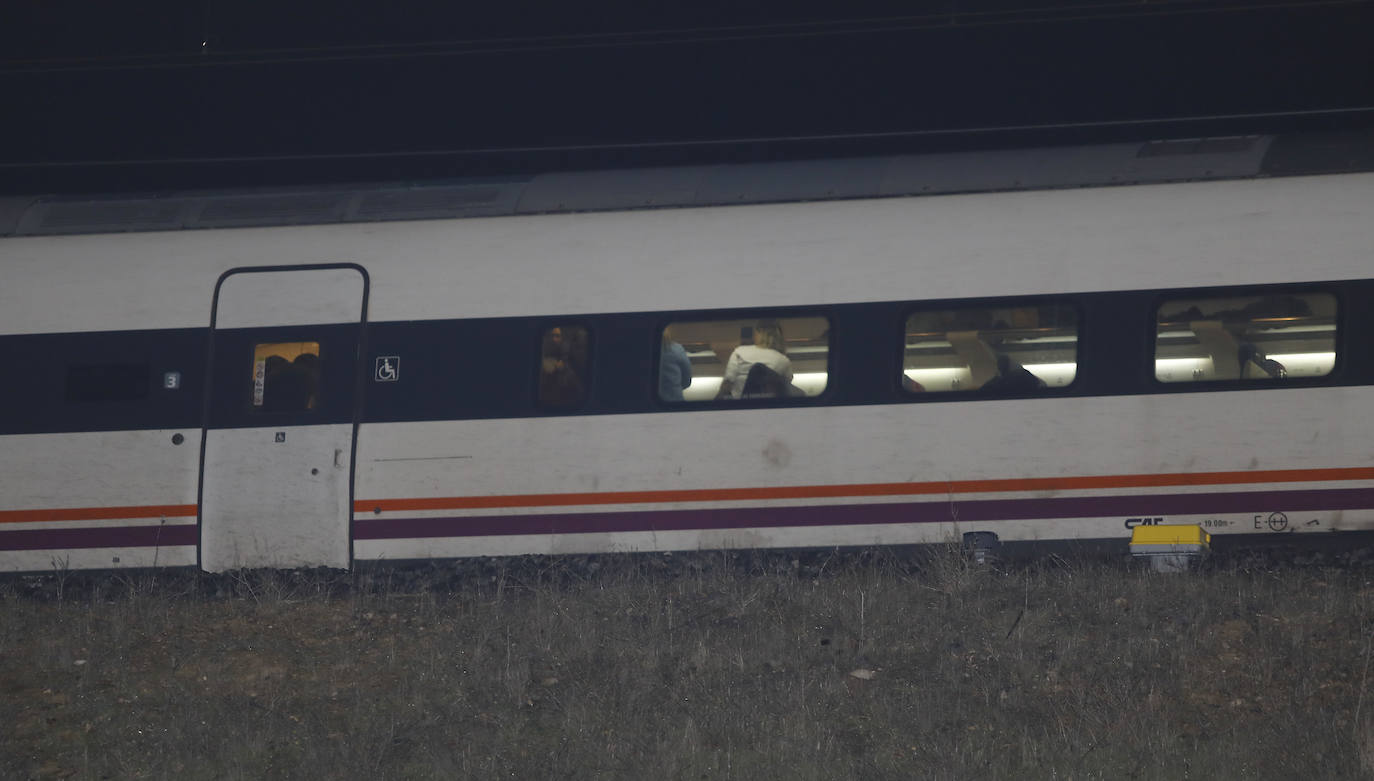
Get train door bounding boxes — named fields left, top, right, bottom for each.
left=199, top=265, right=368, bottom=572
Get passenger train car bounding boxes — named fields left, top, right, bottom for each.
left=1, top=131, right=1372, bottom=573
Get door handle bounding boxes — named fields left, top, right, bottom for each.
left=334, top=448, right=343, bottom=468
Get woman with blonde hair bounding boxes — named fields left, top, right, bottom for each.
left=720, top=319, right=793, bottom=399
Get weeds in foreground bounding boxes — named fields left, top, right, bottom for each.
left=2, top=550, right=1373, bottom=779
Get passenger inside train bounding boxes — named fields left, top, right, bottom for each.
left=718, top=319, right=793, bottom=399
left=1153, top=293, right=1336, bottom=382
left=658, top=326, right=693, bottom=402
left=658, top=316, right=830, bottom=401
left=253, top=342, right=320, bottom=413
left=538, top=325, right=588, bottom=406
left=902, top=303, right=1079, bottom=393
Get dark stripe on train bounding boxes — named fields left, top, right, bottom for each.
left=4, top=279, right=1374, bottom=436
left=352, top=486, right=1374, bottom=540
left=0, top=524, right=198, bottom=551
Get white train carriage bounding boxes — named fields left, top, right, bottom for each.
left=1, top=132, right=1372, bottom=572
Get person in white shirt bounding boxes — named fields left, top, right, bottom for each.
left=720, top=320, right=793, bottom=399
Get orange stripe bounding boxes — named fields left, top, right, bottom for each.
left=0, top=504, right=197, bottom=525
left=355, top=466, right=1374, bottom=513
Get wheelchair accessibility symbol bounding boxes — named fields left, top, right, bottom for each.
left=375, top=356, right=400, bottom=382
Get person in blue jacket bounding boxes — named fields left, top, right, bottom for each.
left=659, top=326, right=693, bottom=401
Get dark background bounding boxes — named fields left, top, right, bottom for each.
left=3, top=0, right=1371, bottom=194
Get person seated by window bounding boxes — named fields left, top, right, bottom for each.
left=980, top=353, right=1046, bottom=393
left=659, top=326, right=693, bottom=401
left=719, top=320, right=793, bottom=399
left=539, top=326, right=585, bottom=406
left=739, top=362, right=791, bottom=398
left=292, top=352, right=320, bottom=410
left=262, top=353, right=317, bottom=412
left=1238, top=343, right=1287, bottom=379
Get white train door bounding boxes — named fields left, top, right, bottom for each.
left=199, top=265, right=368, bottom=572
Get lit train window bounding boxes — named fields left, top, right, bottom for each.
left=252, top=342, right=320, bottom=413
left=902, top=303, right=1079, bottom=393
left=538, top=325, right=589, bottom=407
left=658, top=316, right=830, bottom=402
left=1154, top=292, right=1336, bottom=383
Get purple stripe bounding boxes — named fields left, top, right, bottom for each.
left=0, top=524, right=198, bottom=552
left=354, top=487, right=1374, bottom=540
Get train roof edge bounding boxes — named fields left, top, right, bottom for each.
left=3, top=130, right=1373, bottom=239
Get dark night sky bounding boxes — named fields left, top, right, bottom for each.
left=2, top=0, right=1371, bottom=194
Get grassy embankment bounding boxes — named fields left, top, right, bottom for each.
left=3, top=548, right=1374, bottom=779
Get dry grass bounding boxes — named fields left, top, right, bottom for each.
left=3, top=547, right=1374, bottom=779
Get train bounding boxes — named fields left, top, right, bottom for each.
left=1, top=130, right=1372, bottom=573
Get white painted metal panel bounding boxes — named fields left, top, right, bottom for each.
left=200, top=266, right=364, bottom=571
left=351, top=385, right=1374, bottom=560
left=355, top=387, right=1368, bottom=502
left=0, top=430, right=201, bottom=573
left=201, top=425, right=352, bottom=570
left=0, top=545, right=198, bottom=573
left=215, top=267, right=366, bottom=328
left=352, top=518, right=1125, bottom=561
left=0, top=430, right=201, bottom=510
left=2, top=174, right=1371, bottom=335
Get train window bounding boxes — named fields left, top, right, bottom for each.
left=902, top=303, right=1079, bottom=393
left=1154, top=292, right=1336, bottom=382
left=252, top=342, right=320, bottom=412
left=658, top=316, right=830, bottom=402
left=538, top=325, right=589, bottom=407
left=65, top=363, right=150, bottom=402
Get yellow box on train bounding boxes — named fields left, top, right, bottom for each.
left=1129, top=524, right=1211, bottom=548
